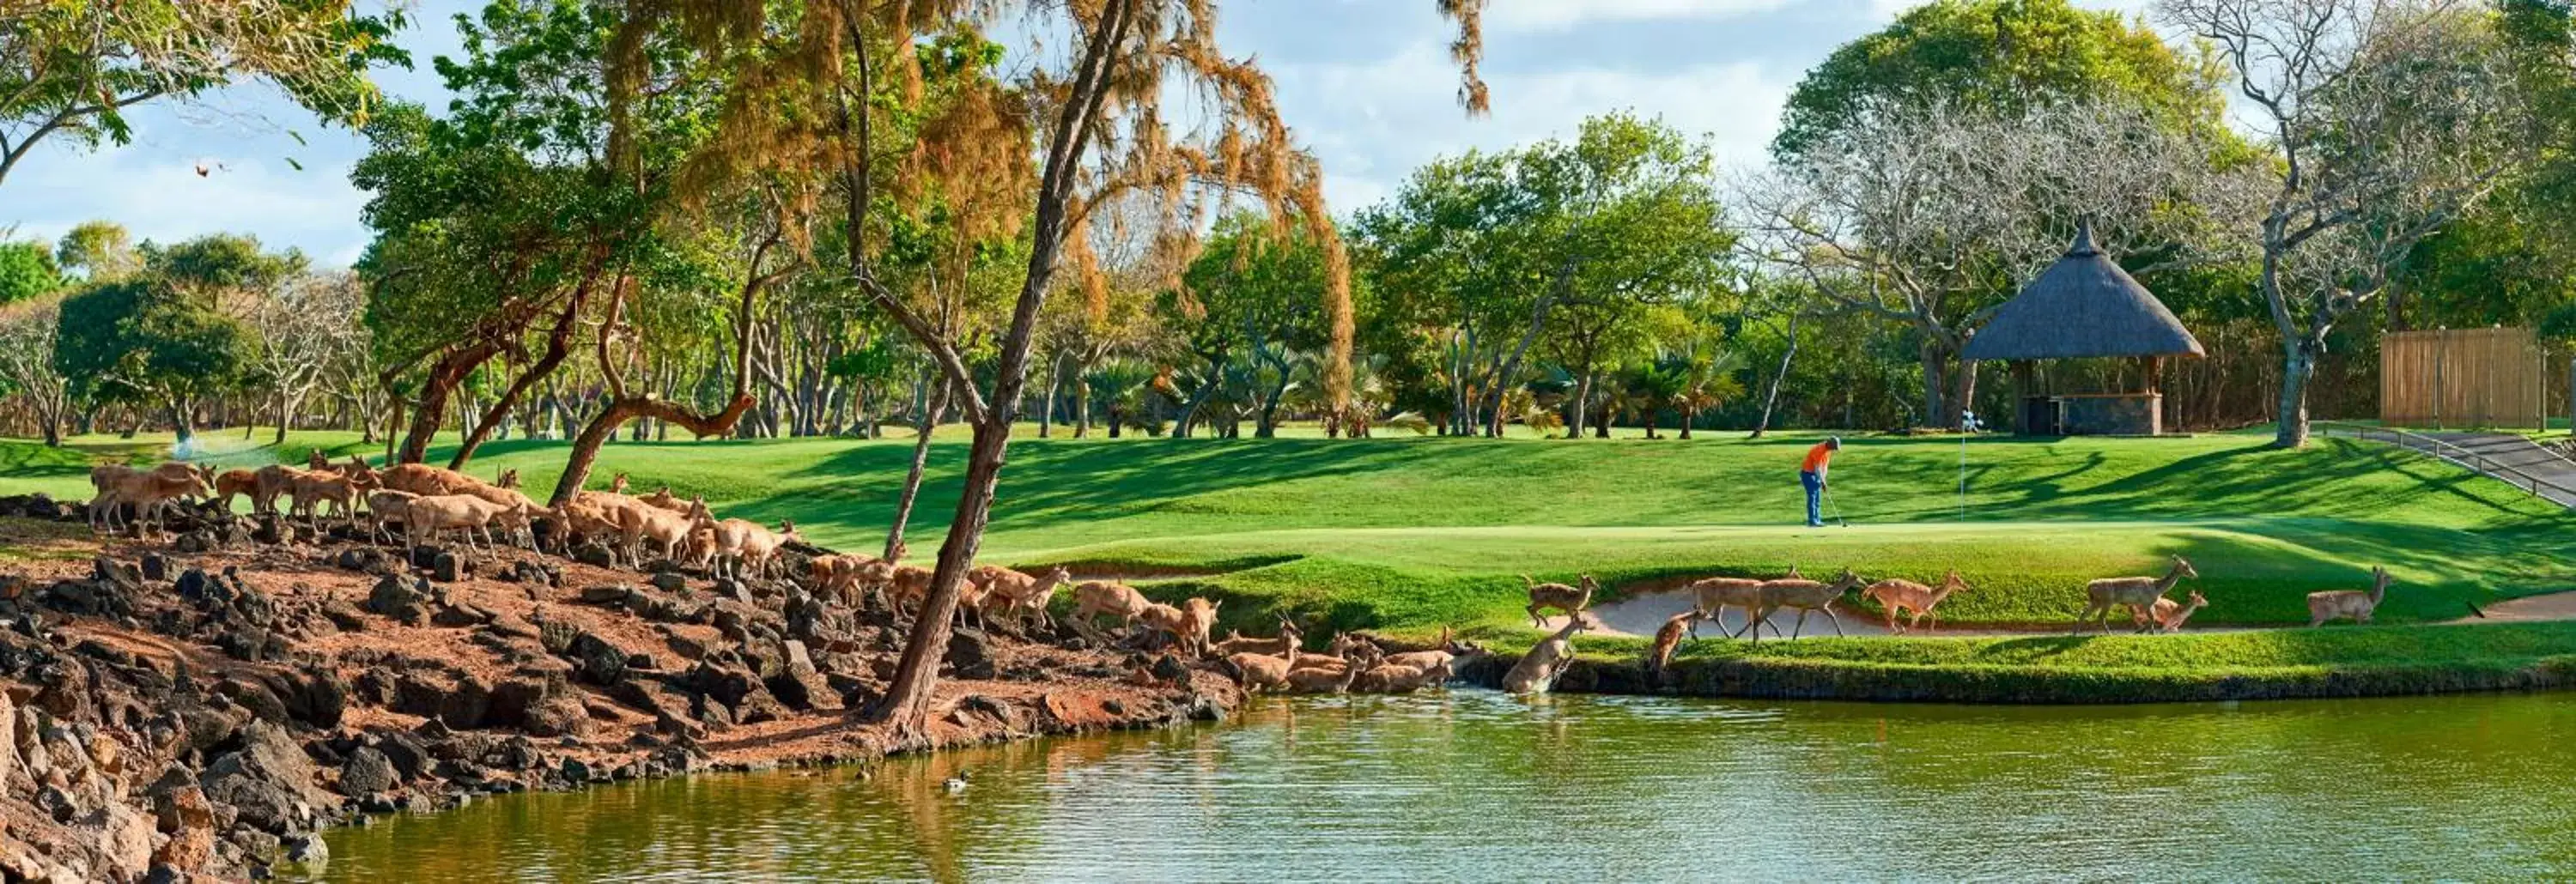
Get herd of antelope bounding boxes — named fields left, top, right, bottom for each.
left=86, top=451, right=810, bottom=581
left=1580, top=554, right=2406, bottom=677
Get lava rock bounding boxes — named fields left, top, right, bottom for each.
left=338, top=748, right=398, bottom=797
left=648, top=572, right=690, bottom=593
left=945, top=627, right=999, bottom=680
left=431, top=551, right=464, bottom=584
left=364, top=574, right=428, bottom=626
left=139, top=554, right=167, bottom=582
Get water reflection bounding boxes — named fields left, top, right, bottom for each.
left=313, top=691, right=2576, bottom=881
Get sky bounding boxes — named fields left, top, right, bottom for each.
left=0, top=0, right=2154, bottom=269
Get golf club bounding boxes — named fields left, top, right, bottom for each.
left=1824, top=484, right=1849, bottom=527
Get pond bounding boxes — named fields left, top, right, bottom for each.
left=310, top=691, right=2576, bottom=881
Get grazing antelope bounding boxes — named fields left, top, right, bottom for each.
left=1502, top=613, right=1594, bottom=694
left=712, top=518, right=802, bottom=580
left=1134, top=602, right=1189, bottom=649
left=1522, top=573, right=1598, bottom=628
left=2075, top=556, right=2197, bottom=633
left=88, top=463, right=212, bottom=536
left=1860, top=571, right=1970, bottom=634
left=2308, top=566, right=2391, bottom=627
left=1747, top=568, right=1866, bottom=642
left=811, top=554, right=882, bottom=604
left=1646, top=609, right=1699, bottom=680
left=2143, top=590, right=2209, bottom=633
left=288, top=469, right=374, bottom=526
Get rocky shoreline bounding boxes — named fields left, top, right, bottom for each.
left=0, top=494, right=1239, bottom=882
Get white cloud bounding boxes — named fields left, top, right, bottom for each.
left=1488, top=0, right=1797, bottom=33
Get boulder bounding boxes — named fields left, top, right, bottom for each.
left=566, top=633, right=629, bottom=685
left=571, top=543, right=617, bottom=567
left=579, top=584, right=633, bottom=605
left=338, top=748, right=398, bottom=797
left=364, top=574, right=429, bottom=626
left=335, top=548, right=390, bottom=573
left=945, top=627, right=999, bottom=680
left=648, top=572, right=690, bottom=593
left=149, top=784, right=218, bottom=871
left=431, top=551, right=464, bottom=584
left=198, top=720, right=332, bottom=833
left=92, top=557, right=142, bottom=590
left=139, top=554, right=167, bottom=582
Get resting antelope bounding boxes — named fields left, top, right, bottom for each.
left=1210, top=620, right=1303, bottom=657
left=2308, top=566, right=2391, bottom=627
left=2142, top=590, right=2209, bottom=633
left=1523, top=573, right=1597, bottom=628
left=2076, top=556, right=2197, bottom=633
left=1860, top=571, right=1970, bottom=634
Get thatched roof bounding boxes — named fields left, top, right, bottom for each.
left=1961, top=224, right=2205, bottom=361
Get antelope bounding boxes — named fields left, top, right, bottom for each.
left=1748, top=568, right=1866, bottom=642
left=1522, top=573, right=1598, bottom=628
left=375, top=463, right=474, bottom=497
left=1225, top=644, right=1299, bottom=693
left=969, top=565, right=1074, bottom=630
left=306, top=448, right=331, bottom=471
left=2076, top=556, right=2198, bottom=633
left=638, top=485, right=693, bottom=514
left=404, top=493, right=532, bottom=553
left=1860, top=571, right=1970, bottom=634
left=88, top=463, right=212, bottom=536
left=250, top=463, right=316, bottom=516
left=363, top=489, right=420, bottom=547
left=1358, top=657, right=1453, bottom=693
left=885, top=564, right=936, bottom=616
left=1070, top=580, right=1157, bottom=632
left=2144, top=590, right=2209, bottom=633
left=1646, top=609, right=1698, bottom=679
left=288, top=468, right=374, bottom=526
left=616, top=496, right=709, bottom=565
left=211, top=468, right=259, bottom=512
left=1379, top=626, right=1483, bottom=673
left=1134, top=602, right=1188, bottom=648
left=2308, top=566, right=2391, bottom=627
left=494, top=468, right=521, bottom=489
left=712, top=518, right=802, bottom=580
left=811, top=554, right=882, bottom=604
left=1284, top=657, right=1362, bottom=694
left=1686, top=576, right=1770, bottom=640
left=1210, top=620, right=1303, bottom=658
left=1174, top=596, right=1222, bottom=657
left=1501, top=613, right=1594, bottom=694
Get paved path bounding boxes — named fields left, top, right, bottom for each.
left=2377, top=430, right=2576, bottom=507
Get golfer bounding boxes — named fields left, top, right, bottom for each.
left=1800, top=437, right=1840, bottom=528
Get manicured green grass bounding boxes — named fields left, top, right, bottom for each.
left=4, top=426, right=2573, bottom=652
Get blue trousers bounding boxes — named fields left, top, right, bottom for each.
left=1801, top=470, right=1824, bottom=526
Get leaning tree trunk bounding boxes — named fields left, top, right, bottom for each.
left=452, top=289, right=588, bottom=469
left=884, top=384, right=948, bottom=560
left=1918, top=342, right=1948, bottom=432
left=398, top=344, right=498, bottom=464
left=168, top=398, right=194, bottom=444
left=1751, top=314, right=1800, bottom=439
left=1567, top=372, right=1593, bottom=439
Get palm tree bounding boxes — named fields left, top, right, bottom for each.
left=1672, top=349, right=1747, bottom=439
left=1620, top=360, right=1689, bottom=439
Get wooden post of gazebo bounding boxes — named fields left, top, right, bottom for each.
left=1962, top=222, right=2203, bottom=437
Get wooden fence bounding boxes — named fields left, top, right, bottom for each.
left=2380, top=327, right=2544, bottom=429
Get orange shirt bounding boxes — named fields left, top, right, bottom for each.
left=1801, top=442, right=1834, bottom=475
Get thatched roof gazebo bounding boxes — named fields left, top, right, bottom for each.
left=1962, top=223, right=2202, bottom=435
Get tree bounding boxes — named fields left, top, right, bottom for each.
left=53, top=221, right=138, bottom=282
left=664, top=0, right=1491, bottom=739
left=1774, top=0, right=2224, bottom=160
left=2163, top=0, right=2539, bottom=447
left=1738, top=99, right=2250, bottom=429
left=0, top=239, right=58, bottom=305
left=1170, top=214, right=1331, bottom=438
left=0, top=293, right=68, bottom=446
left=52, top=233, right=292, bottom=443
left=53, top=279, right=252, bottom=443
left=247, top=271, right=369, bottom=445
left=0, top=1, right=410, bottom=188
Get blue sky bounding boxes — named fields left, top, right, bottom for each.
left=1, top=0, right=2151, bottom=268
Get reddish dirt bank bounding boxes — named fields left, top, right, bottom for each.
left=0, top=495, right=1237, bottom=882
